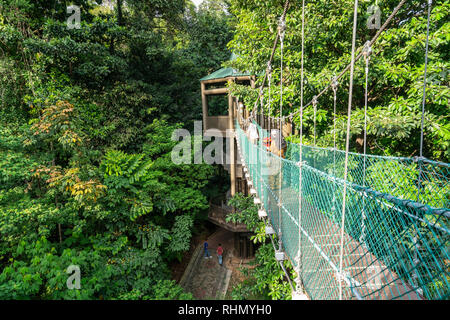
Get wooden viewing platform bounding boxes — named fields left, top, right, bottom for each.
left=208, top=203, right=248, bottom=233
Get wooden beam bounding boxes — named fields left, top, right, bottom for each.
left=233, top=76, right=253, bottom=82
left=201, top=82, right=208, bottom=130
left=228, top=79, right=236, bottom=197
left=201, top=76, right=252, bottom=85
left=204, top=87, right=228, bottom=95
left=201, top=78, right=228, bottom=85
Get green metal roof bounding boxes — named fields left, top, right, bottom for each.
left=200, top=52, right=252, bottom=81
left=200, top=67, right=251, bottom=82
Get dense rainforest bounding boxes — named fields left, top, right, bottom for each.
left=0, top=0, right=448, bottom=300
left=0, top=0, right=233, bottom=299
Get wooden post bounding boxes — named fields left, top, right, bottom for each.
left=201, top=81, right=208, bottom=131
left=243, top=234, right=248, bottom=258
left=234, top=232, right=239, bottom=257
left=250, top=76, right=257, bottom=126
left=228, top=80, right=236, bottom=197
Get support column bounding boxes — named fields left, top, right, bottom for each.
left=234, top=232, right=239, bottom=257
left=243, top=235, right=248, bottom=258
left=228, top=80, right=236, bottom=197
left=201, top=81, right=208, bottom=131
left=250, top=76, right=258, bottom=125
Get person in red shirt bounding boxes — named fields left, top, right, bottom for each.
left=217, top=244, right=223, bottom=266
left=263, top=137, right=271, bottom=151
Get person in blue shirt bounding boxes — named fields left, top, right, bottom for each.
left=204, top=238, right=211, bottom=259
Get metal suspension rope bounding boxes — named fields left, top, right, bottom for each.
left=260, top=88, right=265, bottom=127
left=277, top=17, right=286, bottom=252
left=331, top=77, right=338, bottom=219
left=268, top=61, right=273, bottom=133
left=360, top=41, right=371, bottom=247
left=418, top=0, right=432, bottom=192
left=296, top=0, right=306, bottom=296
left=259, top=97, right=264, bottom=238
left=312, top=96, right=317, bottom=147
left=338, top=0, right=359, bottom=301
left=251, top=0, right=290, bottom=120
left=413, top=0, right=433, bottom=294
left=283, top=0, right=408, bottom=121
left=312, top=95, right=318, bottom=169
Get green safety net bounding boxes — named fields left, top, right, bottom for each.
left=235, top=119, right=449, bottom=300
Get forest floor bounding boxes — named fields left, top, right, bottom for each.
left=224, top=252, right=261, bottom=299
left=170, top=221, right=218, bottom=283
left=172, top=221, right=259, bottom=300
left=179, top=228, right=237, bottom=299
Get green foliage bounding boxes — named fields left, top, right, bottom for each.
left=150, top=280, right=194, bottom=300
left=227, top=193, right=295, bottom=300
left=0, top=237, right=106, bottom=300
left=169, top=215, right=194, bottom=254
left=0, top=0, right=230, bottom=300
left=226, top=193, right=266, bottom=243
left=227, top=0, right=449, bottom=162
left=2, top=0, right=445, bottom=301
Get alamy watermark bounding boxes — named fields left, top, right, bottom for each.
left=66, top=265, right=81, bottom=290
left=366, top=265, right=384, bottom=290
left=67, top=5, right=81, bottom=30
left=367, top=4, right=381, bottom=30
left=171, top=121, right=251, bottom=166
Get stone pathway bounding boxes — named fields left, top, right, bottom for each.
left=181, top=228, right=234, bottom=300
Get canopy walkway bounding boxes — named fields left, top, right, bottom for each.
left=235, top=119, right=449, bottom=300
left=220, top=0, right=450, bottom=300
left=198, top=0, right=449, bottom=300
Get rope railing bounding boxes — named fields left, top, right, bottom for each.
left=252, top=0, right=291, bottom=115
left=236, top=120, right=449, bottom=300
left=232, top=0, right=449, bottom=300
left=251, top=0, right=409, bottom=122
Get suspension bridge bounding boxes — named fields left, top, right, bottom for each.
left=236, top=119, right=448, bottom=300
left=218, top=0, right=449, bottom=300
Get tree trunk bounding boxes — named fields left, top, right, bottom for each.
left=117, top=0, right=124, bottom=26
left=58, top=223, right=62, bottom=244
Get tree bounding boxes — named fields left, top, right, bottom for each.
left=226, top=0, right=449, bottom=161
left=0, top=0, right=230, bottom=300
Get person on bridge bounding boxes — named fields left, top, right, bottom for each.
left=267, top=129, right=287, bottom=191
left=269, top=129, right=287, bottom=158
left=204, top=238, right=211, bottom=259
left=247, top=123, right=259, bottom=144
left=263, top=136, right=271, bottom=150
left=217, top=243, right=224, bottom=266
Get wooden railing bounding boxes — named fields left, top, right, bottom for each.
left=208, top=203, right=248, bottom=232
